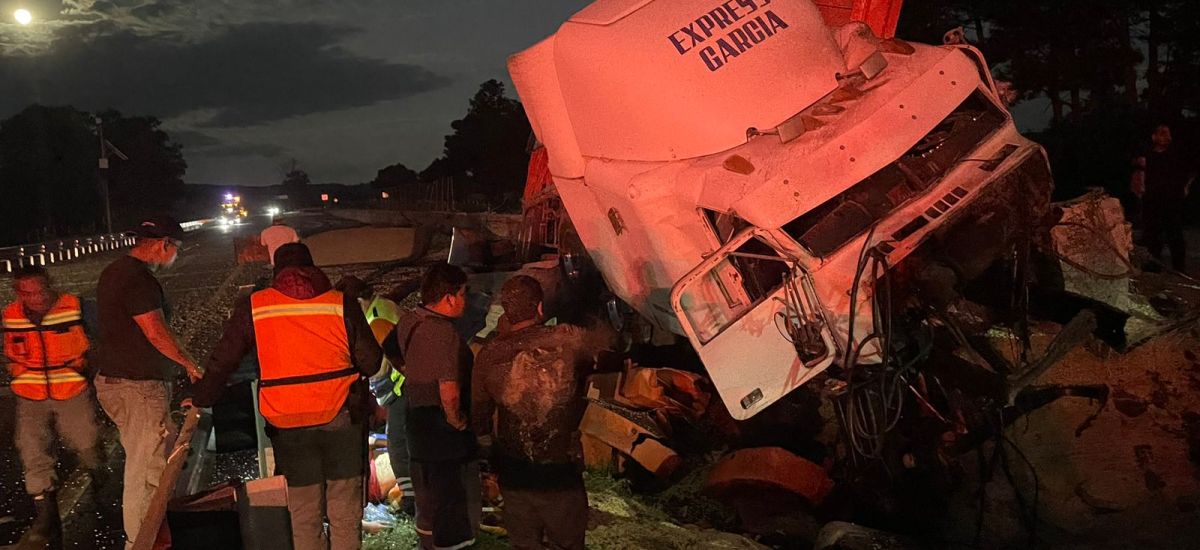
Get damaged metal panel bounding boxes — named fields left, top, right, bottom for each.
left=580, top=402, right=681, bottom=476
left=1051, top=192, right=1134, bottom=290
left=705, top=447, right=834, bottom=505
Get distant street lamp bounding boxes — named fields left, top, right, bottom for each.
left=14, top=8, right=32, bottom=25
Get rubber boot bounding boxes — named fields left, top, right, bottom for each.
left=17, top=492, right=62, bottom=550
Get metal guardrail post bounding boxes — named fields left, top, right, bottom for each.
left=252, top=379, right=271, bottom=479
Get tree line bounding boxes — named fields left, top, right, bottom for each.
left=898, top=0, right=1200, bottom=200
left=0, top=80, right=531, bottom=246
left=0, top=107, right=185, bottom=246
left=366, top=79, right=531, bottom=210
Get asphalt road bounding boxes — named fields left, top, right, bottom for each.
left=0, top=216, right=269, bottom=549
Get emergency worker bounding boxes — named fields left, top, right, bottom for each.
left=3, top=266, right=99, bottom=550
left=94, top=215, right=200, bottom=550
left=336, top=275, right=414, bottom=514
left=189, top=243, right=382, bottom=550
left=471, top=275, right=609, bottom=550
left=395, top=263, right=479, bottom=550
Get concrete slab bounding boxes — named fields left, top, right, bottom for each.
left=302, top=226, right=430, bottom=267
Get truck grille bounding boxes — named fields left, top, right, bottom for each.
left=784, top=91, right=1007, bottom=258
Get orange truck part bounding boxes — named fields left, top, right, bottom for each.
left=813, top=0, right=904, bottom=37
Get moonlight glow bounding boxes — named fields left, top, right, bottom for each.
left=14, top=8, right=32, bottom=25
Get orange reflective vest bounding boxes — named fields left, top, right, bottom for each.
left=3, top=294, right=90, bottom=401
left=251, top=288, right=356, bottom=429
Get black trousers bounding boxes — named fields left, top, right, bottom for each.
left=1143, top=196, right=1187, bottom=271
left=385, top=395, right=413, bottom=498
left=410, top=459, right=481, bottom=550
left=501, top=477, right=588, bottom=550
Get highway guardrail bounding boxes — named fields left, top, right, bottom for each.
left=0, top=219, right=211, bottom=273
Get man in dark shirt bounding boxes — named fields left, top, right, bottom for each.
left=1132, top=124, right=1197, bottom=271
left=94, top=215, right=200, bottom=550
left=188, top=243, right=383, bottom=550
left=471, top=275, right=606, bottom=550
left=395, top=263, right=478, bottom=550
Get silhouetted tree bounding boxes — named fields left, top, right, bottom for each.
left=283, top=169, right=311, bottom=188
left=372, top=162, right=418, bottom=189
left=0, top=105, right=100, bottom=244
left=98, top=110, right=187, bottom=228
left=423, top=80, right=532, bottom=201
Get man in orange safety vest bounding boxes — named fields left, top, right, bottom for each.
left=3, top=266, right=100, bottom=549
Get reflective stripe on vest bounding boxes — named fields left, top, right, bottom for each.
left=2, top=294, right=89, bottom=401
left=251, top=288, right=354, bottom=429
left=366, top=296, right=401, bottom=325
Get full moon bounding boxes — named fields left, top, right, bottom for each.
left=14, top=8, right=32, bottom=25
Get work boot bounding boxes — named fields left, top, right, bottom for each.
left=17, top=492, right=62, bottom=550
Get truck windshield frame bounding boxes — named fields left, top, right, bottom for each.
left=674, top=228, right=793, bottom=343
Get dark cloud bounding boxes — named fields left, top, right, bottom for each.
left=171, top=130, right=221, bottom=148
left=199, top=142, right=289, bottom=158
left=128, top=2, right=179, bottom=20
left=172, top=129, right=288, bottom=158
left=0, top=21, right=450, bottom=127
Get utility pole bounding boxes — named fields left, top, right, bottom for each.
left=95, top=116, right=128, bottom=234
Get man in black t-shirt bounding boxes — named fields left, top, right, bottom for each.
left=1132, top=124, right=1198, bottom=271
left=94, top=215, right=200, bottom=550
left=394, top=263, right=479, bottom=550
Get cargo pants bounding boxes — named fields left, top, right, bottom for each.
left=270, top=409, right=365, bottom=550
left=15, top=389, right=101, bottom=495
left=95, top=375, right=172, bottom=550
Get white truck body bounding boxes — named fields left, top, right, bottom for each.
left=509, top=0, right=1051, bottom=419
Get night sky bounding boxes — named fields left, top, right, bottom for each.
left=0, top=0, right=591, bottom=186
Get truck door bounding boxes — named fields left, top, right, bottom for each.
left=671, top=229, right=837, bottom=420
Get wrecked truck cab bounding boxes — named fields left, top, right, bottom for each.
left=509, top=0, right=1054, bottom=419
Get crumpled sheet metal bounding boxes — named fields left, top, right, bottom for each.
left=580, top=402, right=680, bottom=476
left=621, top=367, right=711, bottom=419
left=1050, top=191, right=1137, bottom=309
left=705, top=447, right=834, bottom=506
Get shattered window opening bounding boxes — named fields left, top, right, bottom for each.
left=702, top=208, right=752, bottom=245
left=782, top=91, right=1007, bottom=258
left=679, top=236, right=791, bottom=343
